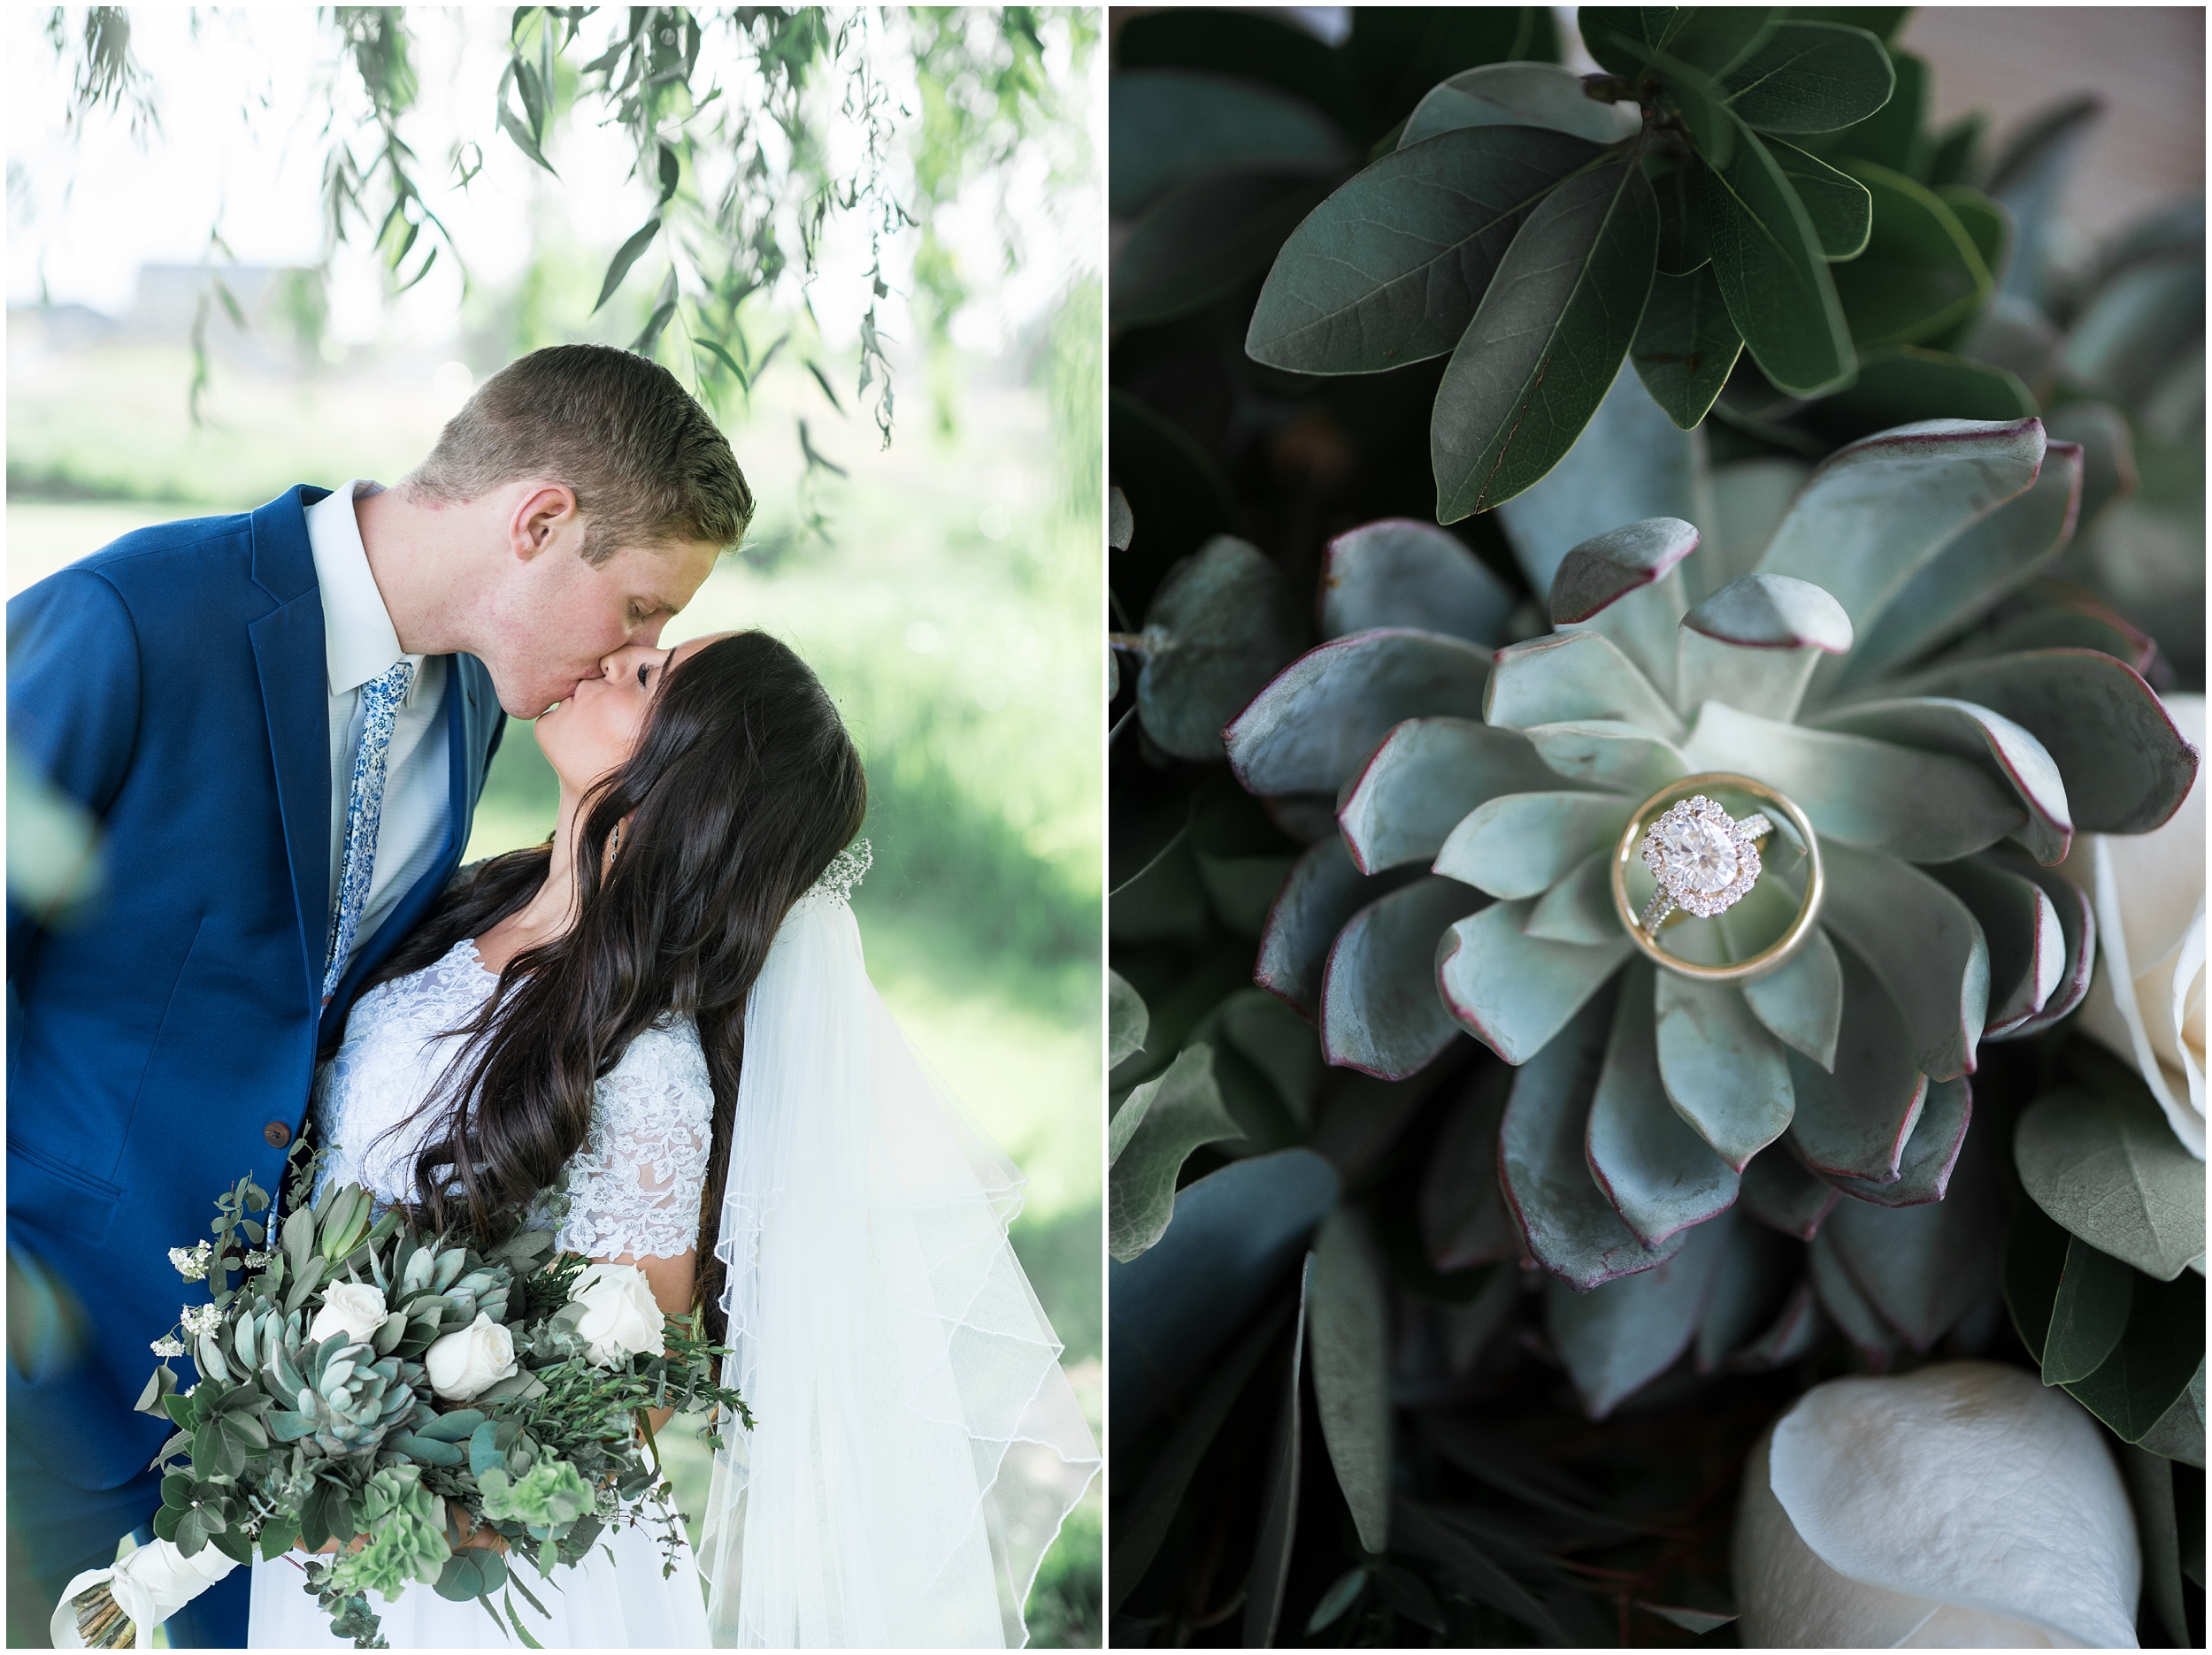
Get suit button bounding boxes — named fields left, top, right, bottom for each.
left=264, top=1122, right=293, bottom=1147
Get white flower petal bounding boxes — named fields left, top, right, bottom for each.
left=1766, top=1363, right=2139, bottom=1651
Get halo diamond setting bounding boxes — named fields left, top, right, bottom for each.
left=1637, top=795, right=1773, bottom=931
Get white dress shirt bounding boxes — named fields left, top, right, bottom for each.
left=304, top=480, right=452, bottom=975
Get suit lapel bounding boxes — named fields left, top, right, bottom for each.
left=247, top=489, right=333, bottom=1006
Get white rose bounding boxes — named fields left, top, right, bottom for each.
left=307, top=1282, right=388, bottom=1346
left=569, top=1261, right=665, bottom=1368
left=2061, top=692, right=2206, bottom=1159
left=424, top=1311, right=519, bottom=1403
left=1735, top=1362, right=2139, bottom=1648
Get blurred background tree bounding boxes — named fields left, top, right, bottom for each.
left=8, top=4, right=1102, bottom=1643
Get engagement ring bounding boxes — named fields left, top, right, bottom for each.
left=1609, top=773, right=1825, bottom=983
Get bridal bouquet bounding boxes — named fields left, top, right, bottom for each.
left=56, top=1153, right=751, bottom=1650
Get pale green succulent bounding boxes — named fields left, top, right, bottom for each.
left=265, top=1323, right=418, bottom=1459
left=1213, top=415, right=2196, bottom=1407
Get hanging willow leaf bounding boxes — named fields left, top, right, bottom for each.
left=1431, top=156, right=1660, bottom=521
left=593, top=216, right=661, bottom=313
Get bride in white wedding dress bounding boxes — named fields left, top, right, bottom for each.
left=247, top=629, right=1097, bottom=1648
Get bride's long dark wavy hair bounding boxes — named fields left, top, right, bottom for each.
left=355, top=630, right=866, bottom=1338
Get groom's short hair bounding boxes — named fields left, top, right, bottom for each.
left=405, top=344, right=754, bottom=563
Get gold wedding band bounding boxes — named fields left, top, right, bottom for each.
left=1610, top=772, right=1824, bottom=983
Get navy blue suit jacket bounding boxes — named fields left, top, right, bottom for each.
left=5, top=486, right=506, bottom=1498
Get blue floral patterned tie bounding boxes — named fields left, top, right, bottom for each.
left=322, top=659, right=416, bottom=1003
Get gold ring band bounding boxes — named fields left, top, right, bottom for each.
left=1609, top=772, right=1824, bottom=983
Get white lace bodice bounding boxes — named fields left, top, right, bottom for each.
left=313, top=938, right=713, bottom=1260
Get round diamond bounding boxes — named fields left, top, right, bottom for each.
left=1649, top=814, right=1739, bottom=896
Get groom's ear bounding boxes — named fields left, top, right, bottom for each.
left=510, top=482, right=583, bottom=562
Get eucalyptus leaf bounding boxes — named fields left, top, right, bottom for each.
left=2063, top=1268, right=2207, bottom=1445
left=2041, top=1234, right=2135, bottom=1387
left=1310, top=1209, right=1393, bottom=1552
left=1432, top=157, right=1660, bottom=521
left=1108, top=1045, right=1241, bottom=1263
left=1440, top=899, right=1631, bottom=1068
left=1108, top=969, right=1150, bottom=1069
left=1811, top=348, right=2039, bottom=440
left=1248, top=125, right=1605, bottom=375
left=1225, top=630, right=1494, bottom=797
left=1322, top=876, right=1484, bottom=1080
left=2015, top=1085, right=2206, bottom=1283
left=1137, top=536, right=1308, bottom=761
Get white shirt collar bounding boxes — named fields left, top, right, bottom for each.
left=305, top=479, right=418, bottom=696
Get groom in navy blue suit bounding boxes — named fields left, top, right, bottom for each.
left=6, top=344, right=751, bottom=1646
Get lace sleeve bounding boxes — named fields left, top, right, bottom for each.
left=554, top=1018, right=714, bottom=1260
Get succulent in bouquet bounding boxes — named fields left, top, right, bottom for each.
left=1109, top=9, right=2203, bottom=1643
left=58, top=1149, right=749, bottom=1650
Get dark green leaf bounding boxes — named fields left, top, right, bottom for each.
left=689, top=334, right=746, bottom=387
left=1809, top=345, right=2036, bottom=437
left=1400, top=63, right=1635, bottom=149
left=1828, top=47, right=1927, bottom=177
left=654, top=141, right=679, bottom=204
left=1241, top=1256, right=1311, bottom=1648
left=1112, top=165, right=1338, bottom=332
left=1631, top=264, right=1742, bottom=428
left=1107, top=970, right=1148, bottom=1071
left=591, top=217, right=660, bottom=314
left=1431, top=156, right=1659, bottom=520
left=1829, top=160, right=1992, bottom=349
left=1348, top=7, right=1560, bottom=136
left=1577, top=8, right=1678, bottom=80
left=495, top=65, right=558, bottom=177
left=1109, top=69, right=1344, bottom=216
left=1697, top=112, right=1854, bottom=395
left=2064, top=1268, right=2207, bottom=1444
left=1136, top=536, right=1307, bottom=762
left=1663, top=8, right=1778, bottom=78
left=2042, top=1234, right=2136, bottom=1386
left=2014, top=1084, right=2207, bottom=1281
left=2124, top=1445, right=2192, bottom=1643
left=1109, top=1295, right=1294, bottom=1612
left=1376, top=1566, right=1448, bottom=1632
left=1719, top=22, right=1893, bottom=135
left=1116, top=11, right=1360, bottom=144
left=1771, top=141, right=1871, bottom=259
left=1109, top=1148, right=1339, bottom=1437
left=435, top=1545, right=509, bottom=1603
left=1310, top=1208, right=1393, bottom=1551
left=1304, top=1569, right=1369, bottom=1636
left=1938, top=186, right=2008, bottom=285
left=1926, top=111, right=1987, bottom=188
left=1109, top=1046, right=1240, bottom=1263
left=1653, top=162, right=1708, bottom=274
left=1247, top=125, right=1604, bottom=375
